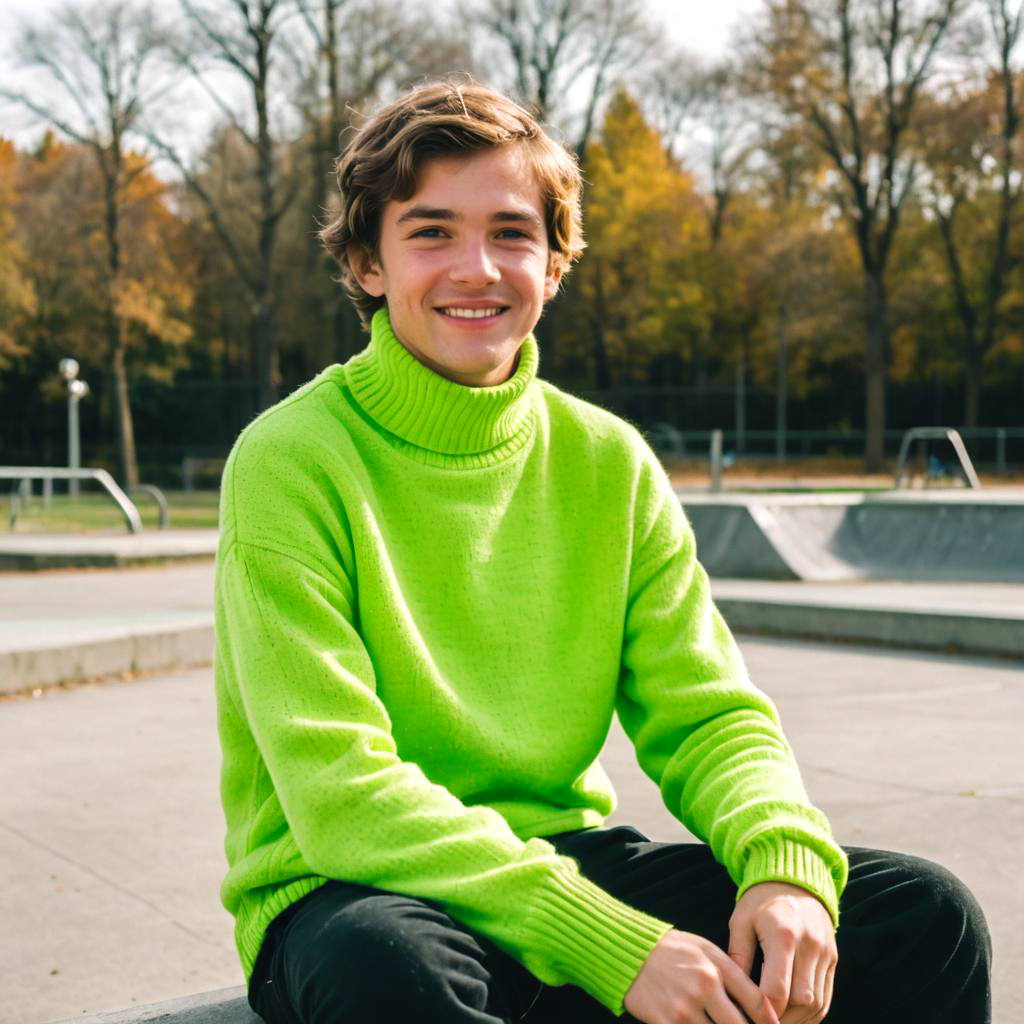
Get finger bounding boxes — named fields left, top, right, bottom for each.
left=758, top=925, right=796, bottom=1017
left=778, top=1009, right=807, bottom=1024
left=786, top=940, right=822, bottom=1019
left=716, top=950, right=780, bottom=1024
left=704, top=988, right=754, bottom=1024
left=812, top=949, right=830, bottom=1011
left=728, top=917, right=759, bottom=977
left=821, top=959, right=837, bottom=1020
left=795, top=958, right=836, bottom=1024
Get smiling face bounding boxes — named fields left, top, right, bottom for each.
left=350, top=146, right=561, bottom=388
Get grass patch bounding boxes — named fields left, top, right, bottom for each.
left=4, top=489, right=221, bottom=533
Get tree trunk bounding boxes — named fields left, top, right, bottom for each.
left=101, top=142, right=139, bottom=487
left=589, top=321, right=612, bottom=390
left=734, top=354, right=746, bottom=454
left=254, top=22, right=279, bottom=410
left=863, top=272, right=888, bottom=472
left=252, top=295, right=278, bottom=410
left=589, top=260, right=612, bottom=389
left=964, top=353, right=981, bottom=428
left=775, top=300, right=788, bottom=465
left=111, top=325, right=138, bottom=488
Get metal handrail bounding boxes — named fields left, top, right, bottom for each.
left=893, top=428, right=981, bottom=489
left=1, top=467, right=143, bottom=533
left=129, top=484, right=170, bottom=530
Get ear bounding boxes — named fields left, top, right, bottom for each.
left=543, top=257, right=562, bottom=302
left=347, top=245, right=386, bottom=298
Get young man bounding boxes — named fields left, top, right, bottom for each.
left=214, top=81, right=991, bottom=1024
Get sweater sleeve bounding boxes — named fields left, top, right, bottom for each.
left=216, top=530, right=671, bottom=1014
left=614, top=448, right=848, bottom=926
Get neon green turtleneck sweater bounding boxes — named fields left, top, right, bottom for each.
left=214, top=308, right=847, bottom=1015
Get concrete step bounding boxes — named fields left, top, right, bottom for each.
left=0, top=618, right=214, bottom=695
left=0, top=563, right=216, bottom=695
left=47, top=987, right=257, bottom=1024
left=0, top=530, right=218, bottom=570
left=715, top=593, right=1024, bottom=658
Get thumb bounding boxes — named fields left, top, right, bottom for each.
left=728, top=917, right=758, bottom=978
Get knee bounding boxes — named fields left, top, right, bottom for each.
left=850, top=852, right=991, bottom=965
left=909, top=857, right=991, bottom=961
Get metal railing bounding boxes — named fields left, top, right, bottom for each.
left=0, top=467, right=169, bottom=534
left=893, top=428, right=981, bottom=489
left=128, top=484, right=170, bottom=529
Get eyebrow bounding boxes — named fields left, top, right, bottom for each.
left=395, top=205, right=543, bottom=228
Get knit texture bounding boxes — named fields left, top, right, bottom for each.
left=214, top=308, right=848, bottom=1015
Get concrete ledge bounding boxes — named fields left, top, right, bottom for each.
left=717, top=598, right=1024, bottom=658
left=0, top=623, right=214, bottom=695
left=48, top=987, right=259, bottom=1024
left=0, top=530, right=218, bottom=571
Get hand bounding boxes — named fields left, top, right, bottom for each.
left=623, top=928, right=780, bottom=1024
left=728, top=882, right=837, bottom=1024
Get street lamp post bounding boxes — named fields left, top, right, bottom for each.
left=58, top=358, right=89, bottom=499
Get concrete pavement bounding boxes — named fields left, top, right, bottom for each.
left=2, top=638, right=1021, bottom=1023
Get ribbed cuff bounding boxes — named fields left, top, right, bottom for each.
left=519, top=862, right=673, bottom=1013
left=236, top=875, right=328, bottom=979
left=736, top=836, right=845, bottom=928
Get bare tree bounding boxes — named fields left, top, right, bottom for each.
left=919, top=0, right=1022, bottom=425
left=633, top=44, right=711, bottom=164
left=294, top=0, right=469, bottom=195
left=146, top=0, right=302, bottom=412
left=291, top=0, right=470, bottom=355
left=641, top=56, right=759, bottom=397
left=752, top=0, right=963, bottom=470
left=464, top=0, right=651, bottom=156
left=2, top=0, right=170, bottom=487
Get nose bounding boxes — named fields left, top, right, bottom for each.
left=449, top=236, right=500, bottom=287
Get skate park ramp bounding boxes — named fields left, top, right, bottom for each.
left=678, top=490, right=1024, bottom=582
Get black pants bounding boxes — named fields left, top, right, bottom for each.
left=248, top=826, right=992, bottom=1024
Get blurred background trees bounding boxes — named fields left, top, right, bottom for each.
left=1, top=0, right=1022, bottom=481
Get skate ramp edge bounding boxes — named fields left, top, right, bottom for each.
left=681, top=494, right=1024, bottom=582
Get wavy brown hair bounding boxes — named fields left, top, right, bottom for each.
left=319, top=79, right=585, bottom=328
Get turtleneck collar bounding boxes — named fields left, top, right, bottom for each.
left=344, top=307, right=539, bottom=459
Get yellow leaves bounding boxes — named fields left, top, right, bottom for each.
left=564, top=89, right=709, bottom=379
left=7, top=137, right=196, bottom=370
left=111, top=277, right=192, bottom=346
left=992, top=332, right=1023, bottom=359
left=0, top=252, right=38, bottom=318
left=584, top=91, right=702, bottom=261
left=0, top=137, right=37, bottom=369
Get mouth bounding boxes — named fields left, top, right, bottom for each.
left=435, top=305, right=510, bottom=323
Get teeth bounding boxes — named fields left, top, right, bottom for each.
left=441, top=307, right=503, bottom=319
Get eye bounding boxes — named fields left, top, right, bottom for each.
left=410, top=227, right=447, bottom=239
left=496, top=228, right=529, bottom=240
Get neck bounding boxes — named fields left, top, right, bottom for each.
left=343, top=308, right=540, bottom=459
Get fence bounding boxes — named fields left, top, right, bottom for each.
left=4, top=416, right=1023, bottom=489
left=644, top=426, right=1024, bottom=472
